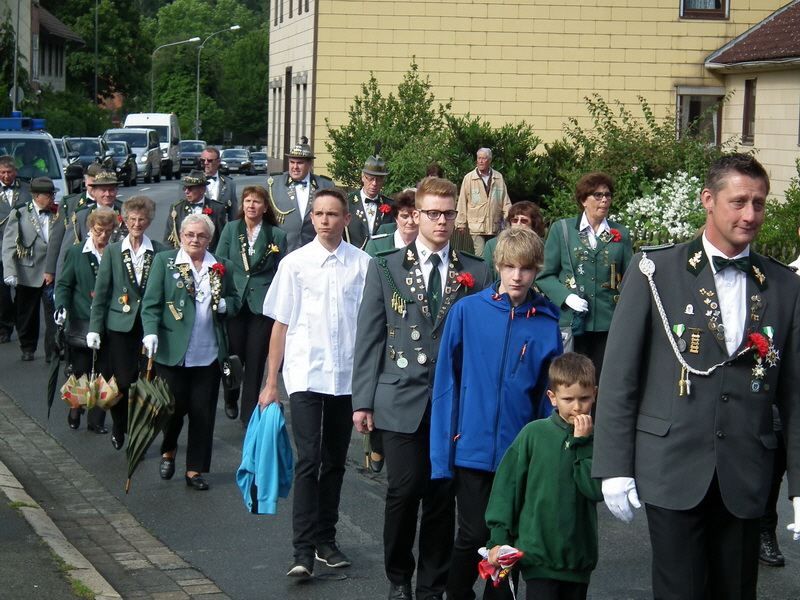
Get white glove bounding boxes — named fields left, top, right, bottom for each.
left=3, top=275, right=17, bottom=287
left=787, top=497, right=800, bottom=541
left=565, top=293, right=589, bottom=313
left=54, top=308, right=67, bottom=327
left=602, top=477, right=641, bottom=523
left=86, top=332, right=101, bottom=350
left=217, top=297, right=226, bottom=314
left=143, top=334, right=158, bottom=358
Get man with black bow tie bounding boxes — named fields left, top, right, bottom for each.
left=266, top=137, right=334, bottom=252
left=164, top=170, right=228, bottom=252
left=0, top=155, right=31, bottom=343
left=200, top=147, right=237, bottom=220
left=345, top=148, right=394, bottom=251
left=1, top=177, right=59, bottom=360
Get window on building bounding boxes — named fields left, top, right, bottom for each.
left=680, top=0, right=727, bottom=20
left=677, top=87, right=724, bottom=145
left=742, top=79, right=756, bottom=145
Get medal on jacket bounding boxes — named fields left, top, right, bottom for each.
left=167, top=301, right=183, bottom=321
left=415, top=348, right=427, bottom=365
left=389, top=345, right=396, bottom=360
left=396, top=351, right=408, bottom=369
left=409, top=325, right=420, bottom=341
left=672, top=324, right=686, bottom=352
left=119, top=294, right=131, bottom=313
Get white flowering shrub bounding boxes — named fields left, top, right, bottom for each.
left=613, top=171, right=704, bottom=239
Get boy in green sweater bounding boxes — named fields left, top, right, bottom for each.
left=485, top=352, right=603, bottom=600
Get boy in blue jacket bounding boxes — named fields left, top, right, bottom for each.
left=430, top=226, right=562, bottom=600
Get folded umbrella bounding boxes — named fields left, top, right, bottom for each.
left=46, top=324, right=66, bottom=419
left=478, top=545, right=524, bottom=593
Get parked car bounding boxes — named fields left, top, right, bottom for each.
left=102, top=128, right=162, bottom=184
left=251, top=151, right=268, bottom=173
left=107, top=140, right=138, bottom=187
left=220, top=148, right=254, bottom=175
left=179, top=140, right=206, bottom=173
left=64, top=136, right=115, bottom=173
left=54, top=137, right=82, bottom=193
left=123, top=113, right=181, bottom=180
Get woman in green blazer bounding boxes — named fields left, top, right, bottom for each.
left=215, top=185, right=287, bottom=425
left=141, top=213, right=240, bottom=490
left=535, top=173, right=633, bottom=379
left=88, top=196, right=168, bottom=450
left=55, top=208, right=117, bottom=433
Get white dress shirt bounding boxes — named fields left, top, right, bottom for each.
left=294, top=177, right=311, bottom=216
left=702, top=233, right=748, bottom=357
left=579, top=213, right=610, bottom=250
left=82, top=233, right=104, bottom=263
left=121, top=234, right=154, bottom=286
left=263, top=237, right=371, bottom=396
left=361, top=189, right=378, bottom=235
left=415, top=239, right=449, bottom=299
left=175, top=248, right=218, bottom=367
left=206, top=174, right=219, bottom=201
left=36, top=208, right=52, bottom=244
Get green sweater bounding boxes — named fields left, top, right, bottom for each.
left=485, top=412, right=603, bottom=584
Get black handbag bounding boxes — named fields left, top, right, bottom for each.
left=65, top=319, right=91, bottom=348
left=221, top=355, right=244, bottom=391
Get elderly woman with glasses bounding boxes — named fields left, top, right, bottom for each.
left=535, top=172, right=632, bottom=379
left=141, top=214, right=240, bottom=490
left=87, top=196, right=168, bottom=450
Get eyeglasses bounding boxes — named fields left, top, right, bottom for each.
left=198, top=159, right=218, bottom=164
left=590, top=192, right=613, bottom=201
left=182, top=232, right=210, bottom=241
left=92, top=228, right=114, bottom=237
left=417, top=209, right=458, bottom=221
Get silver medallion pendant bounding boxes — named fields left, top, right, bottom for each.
left=396, top=351, right=408, bottom=369
left=122, top=304, right=131, bottom=313
left=410, top=326, right=421, bottom=341
left=677, top=338, right=686, bottom=352
left=414, top=347, right=427, bottom=364
left=639, top=255, right=655, bottom=276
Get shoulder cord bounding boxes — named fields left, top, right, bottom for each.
left=267, top=176, right=296, bottom=224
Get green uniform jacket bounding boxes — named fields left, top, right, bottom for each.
left=89, top=239, right=170, bottom=335
left=215, top=219, right=287, bottom=315
left=535, top=216, right=632, bottom=330
left=364, top=233, right=395, bottom=257
left=55, top=244, right=100, bottom=322
left=486, top=412, right=603, bottom=584
left=140, top=251, right=240, bottom=367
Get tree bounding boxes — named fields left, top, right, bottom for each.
left=0, top=9, right=33, bottom=115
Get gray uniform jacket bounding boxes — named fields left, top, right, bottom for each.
left=0, top=181, right=31, bottom=254
left=267, top=172, right=334, bottom=253
left=209, top=173, right=237, bottom=220
left=592, top=238, right=800, bottom=519
left=352, top=244, right=493, bottom=434
left=2, top=202, right=60, bottom=287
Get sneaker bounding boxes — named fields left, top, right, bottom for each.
left=286, top=555, right=313, bottom=578
left=315, top=541, right=351, bottom=568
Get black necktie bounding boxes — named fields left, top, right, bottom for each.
left=39, top=209, right=51, bottom=215
left=712, top=255, right=751, bottom=274
left=365, top=197, right=376, bottom=203
left=428, top=253, right=442, bottom=318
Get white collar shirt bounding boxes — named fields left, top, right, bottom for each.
left=392, top=229, right=407, bottom=249
left=262, top=236, right=371, bottom=396
left=175, top=248, right=218, bottom=367
left=35, top=209, right=51, bottom=244
left=81, top=233, right=103, bottom=263
left=415, top=239, right=450, bottom=298
left=360, top=188, right=379, bottom=235
left=579, top=212, right=610, bottom=250
left=294, top=176, right=311, bottom=216
left=206, top=173, right=219, bottom=201
left=121, top=234, right=154, bottom=285
left=702, top=233, right=748, bottom=357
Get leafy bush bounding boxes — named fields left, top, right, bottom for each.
left=755, top=158, right=800, bottom=259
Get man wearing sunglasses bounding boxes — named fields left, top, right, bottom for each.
left=200, top=148, right=237, bottom=221
left=352, top=176, right=492, bottom=600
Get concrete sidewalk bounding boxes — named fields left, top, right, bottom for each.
left=0, top=389, right=229, bottom=600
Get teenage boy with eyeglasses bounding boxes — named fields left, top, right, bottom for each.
left=352, top=176, right=493, bottom=600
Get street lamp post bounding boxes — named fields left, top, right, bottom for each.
left=195, top=26, right=241, bottom=139
left=150, top=37, right=201, bottom=113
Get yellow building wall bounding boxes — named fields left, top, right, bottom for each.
left=720, top=70, right=800, bottom=199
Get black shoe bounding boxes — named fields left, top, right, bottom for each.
left=87, top=424, right=108, bottom=434
left=388, top=583, right=412, bottom=600
left=67, top=408, right=82, bottom=429
left=224, top=401, right=239, bottom=420
left=759, top=530, right=785, bottom=566
left=159, top=457, right=175, bottom=480
left=286, top=554, right=314, bottom=578
left=185, top=473, right=209, bottom=490
left=369, top=451, right=385, bottom=473
left=0, top=332, right=10, bottom=343
left=315, top=541, right=351, bottom=568
left=111, top=432, right=125, bottom=450
left=21, top=351, right=34, bottom=361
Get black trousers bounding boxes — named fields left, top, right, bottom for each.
left=645, top=475, right=760, bottom=600
left=573, top=330, right=608, bottom=383
left=761, top=428, right=786, bottom=533
left=15, top=283, right=55, bottom=356
left=381, top=412, right=455, bottom=599
left=68, top=343, right=109, bottom=428
left=525, top=579, right=588, bottom=600
left=105, top=324, right=146, bottom=437
left=224, top=304, right=273, bottom=425
left=448, top=467, right=516, bottom=600
left=158, top=362, right=220, bottom=473
left=288, top=391, right=353, bottom=557
left=0, top=261, right=15, bottom=336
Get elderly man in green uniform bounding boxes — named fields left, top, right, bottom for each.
left=164, top=170, right=228, bottom=252
left=345, top=146, right=394, bottom=251
left=266, top=137, right=334, bottom=253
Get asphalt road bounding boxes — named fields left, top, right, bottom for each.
left=3, top=172, right=800, bottom=598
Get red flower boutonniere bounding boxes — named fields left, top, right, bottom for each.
left=211, top=263, right=225, bottom=277
left=610, top=228, right=621, bottom=243
left=746, top=333, right=769, bottom=358
left=378, top=204, right=392, bottom=214
left=118, top=215, right=124, bottom=222
left=49, top=205, right=58, bottom=214
left=456, top=272, right=475, bottom=288
left=203, top=207, right=213, bottom=215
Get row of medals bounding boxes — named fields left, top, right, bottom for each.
left=388, top=325, right=426, bottom=368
